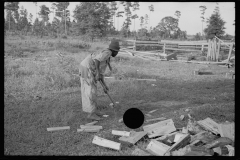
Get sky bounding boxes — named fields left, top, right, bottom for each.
left=5, top=2, right=235, bottom=36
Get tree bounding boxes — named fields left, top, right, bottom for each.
left=174, top=10, right=181, bottom=21
left=204, top=4, right=225, bottom=40
left=144, top=14, right=149, bottom=29
left=121, top=2, right=132, bottom=38
left=33, top=2, right=38, bottom=18
left=157, top=16, right=179, bottom=39
left=109, top=2, right=118, bottom=32
left=18, top=6, right=29, bottom=34
left=73, top=2, right=111, bottom=41
left=28, top=13, right=33, bottom=32
left=52, top=2, right=70, bottom=35
left=132, top=2, right=140, bottom=33
left=194, top=32, right=201, bottom=40
left=5, top=2, right=19, bottom=31
left=140, top=16, right=144, bottom=29
left=116, top=10, right=124, bottom=31
left=39, top=5, right=51, bottom=24
left=148, top=4, right=154, bottom=30
left=199, top=5, right=207, bottom=37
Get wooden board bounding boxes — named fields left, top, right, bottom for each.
left=146, top=140, right=170, bottom=156
left=218, top=122, right=234, bottom=141
left=92, top=136, right=121, bottom=151
left=80, top=125, right=103, bottom=130
left=119, top=131, right=147, bottom=144
left=47, top=126, right=70, bottom=131
left=143, top=119, right=176, bottom=138
left=164, top=134, right=191, bottom=155
left=197, top=118, right=220, bottom=135
left=112, top=130, right=130, bottom=137
left=77, top=128, right=100, bottom=132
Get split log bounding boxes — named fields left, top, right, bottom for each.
left=143, top=119, right=176, bottom=138
left=119, top=131, right=147, bottom=144
left=164, top=134, right=191, bottom=155
left=92, top=136, right=121, bottom=151
left=146, top=140, right=170, bottom=156
left=47, top=126, right=70, bottom=131
left=197, top=118, right=220, bottom=135
left=112, top=130, right=130, bottom=137
left=218, top=122, right=234, bottom=141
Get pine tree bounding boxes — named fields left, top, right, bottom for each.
left=204, top=5, right=225, bottom=39
left=73, top=2, right=111, bottom=41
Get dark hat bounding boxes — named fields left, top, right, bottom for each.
left=109, top=39, right=120, bottom=51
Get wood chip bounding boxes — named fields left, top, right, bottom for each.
left=47, top=126, right=70, bottom=131
left=85, top=121, right=98, bottom=126
left=92, top=136, right=121, bottom=151
left=112, top=130, right=130, bottom=137
left=148, top=109, right=158, bottom=114
left=80, top=125, right=103, bottom=130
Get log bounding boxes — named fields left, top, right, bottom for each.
left=143, top=119, right=176, bottom=138
left=80, top=125, right=103, bottom=130
left=119, top=131, right=147, bottom=144
left=218, top=122, right=234, bottom=141
left=197, top=118, right=220, bottom=135
left=112, top=130, right=130, bottom=137
left=146, top=140, right=170, bottom=156
left=47, top=126, right=70, bottom=131
left=146, top=117, right=166, bottom=123
left=92, top=136, right=121, bottom=151
left=85, top=121, right=98, bottom=126
left=164, top=134, right=191, bottom=155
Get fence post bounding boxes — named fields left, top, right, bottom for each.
left=227, top=43, right=233, bottom=62
left=201, top=44, right=204, bottom=52
left=207, top=40, right=211, bottom=61
left=163, top=43, right=166, bottom=54
left=216, top=39, right=220, bottom=62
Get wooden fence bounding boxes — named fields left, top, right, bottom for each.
left=119, top=37, right=234, bottom=64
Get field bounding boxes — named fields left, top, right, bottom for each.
left=4, top=35, right=235, bottom=155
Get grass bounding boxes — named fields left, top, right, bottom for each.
left=4, top=35, right=235, bottom=155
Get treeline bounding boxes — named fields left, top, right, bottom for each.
left=4, top=2, right=234, bottom=41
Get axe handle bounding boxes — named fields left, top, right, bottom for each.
left=99, top=80, right=115, bottom=105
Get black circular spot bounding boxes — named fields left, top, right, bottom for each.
left=123, top=108, right=144, bottom=129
